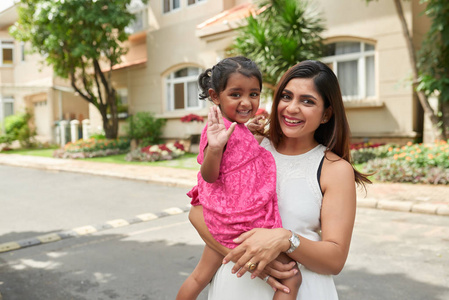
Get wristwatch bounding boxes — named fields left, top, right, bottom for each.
left=286, top=230, right=300, bottom=254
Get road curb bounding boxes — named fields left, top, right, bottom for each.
left=1, top=154, right=448, bottom=217
left=356, top=198, right=449, bottom=216
left=0, top=206, right=190, bottom=254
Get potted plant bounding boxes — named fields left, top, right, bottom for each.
left=181, top=113, right=205, bottom=137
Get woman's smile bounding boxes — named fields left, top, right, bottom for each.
left=282, top=115, right=304, bottom=126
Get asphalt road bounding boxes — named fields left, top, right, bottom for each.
left=1, top=165, right=448, bottom=299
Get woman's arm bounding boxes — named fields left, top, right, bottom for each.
left=224, top=154, right=357, bottom=278
left=287, top=156, right=356, bottom=274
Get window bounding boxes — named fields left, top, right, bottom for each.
left=163, top=0, right=180, bottom=13
left=166, top=67, right=204, bottom=111
left=322, top=41, right=375, bottom=101
left=1, top=40, right=14, bottom=66
left=116, top=88, right=129, bottom=115
left=126, top=0, right=148, bottom=34
left=20, top=42, right=26, bottom=62
left=0, top=97, right=14, bottom=124
left=188, top=0, right=205, bottom=6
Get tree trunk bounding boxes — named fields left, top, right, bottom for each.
left=441, top=101, right=449, bottom=139
left=393, top=0, right=445, bottom=140
left=103, top=89, right=119, bottom=139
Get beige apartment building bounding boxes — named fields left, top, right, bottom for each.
left=0, top=0, right=431, bottom=145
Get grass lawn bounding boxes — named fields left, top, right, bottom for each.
left=0, top=148, right=57, bottom=158
left=0, top=147, right=200, bottom=170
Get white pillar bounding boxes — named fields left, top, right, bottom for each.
left=70, top=120, right=80, bottom=143
left=59, top=120, right=68, bottom=147
left=82, top=119, right=91, bottom=140
left=58, top=90, right=63, bottom=120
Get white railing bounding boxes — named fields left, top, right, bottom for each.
left=57, top=119, right=91, bottom=147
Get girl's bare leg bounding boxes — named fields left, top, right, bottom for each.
left=176, top=245, right=223, bottom=300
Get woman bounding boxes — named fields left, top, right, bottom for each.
left=189, top=60, right=371, bottom=299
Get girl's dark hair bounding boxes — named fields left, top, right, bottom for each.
left=198, top=56, right=263, bottom=100
left=268, top=60, right=371, bottom=187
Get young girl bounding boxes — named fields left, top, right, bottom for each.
left=176, top=56, right=301, bottom=300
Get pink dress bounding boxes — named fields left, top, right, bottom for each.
left=188, top=117, right=282, bottom=248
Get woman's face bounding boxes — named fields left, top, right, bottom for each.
left=277, top=77, right=330, bottom=142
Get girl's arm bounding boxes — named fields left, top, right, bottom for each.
left=247, top=115, right=266, bottom=144
left=224, top=154, right=357, bottom=278
left=200, top=106, right=236, bottom=183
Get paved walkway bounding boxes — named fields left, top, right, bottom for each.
left=1, top=153, right=448, bottom=216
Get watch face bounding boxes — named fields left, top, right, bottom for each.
left=292, top=234, right=300, bottom=247
left=286, top=232, right=300, bottom=253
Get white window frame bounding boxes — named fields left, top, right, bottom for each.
left=20, top=42, right=26, bottom=62
left=165, top=67, right=204, bottom=111
left=163, top=0, right=181, bottom=14
left=322, top=41, right=376, bottom=102
left=187, top=0, right=206, bottom=7
left=0, top=97, right=14, bottom=124
left=0, top=40, right=14, bottom=66
left=125, top=0, right=148, bottom=34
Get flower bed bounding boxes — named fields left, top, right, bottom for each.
left=360, top=140, right=449, bottom=184
left=125, top=141, right=186, bottom=162
left=53, top=138, right=130, bottom=159
left=350, top=142, right=389, bottom=164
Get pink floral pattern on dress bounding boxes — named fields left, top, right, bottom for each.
left=187, top=117, right=282, bottom=248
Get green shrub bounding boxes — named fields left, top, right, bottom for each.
left=0, top=111, right=36, bottom=148
left=127, top=112, right=166, bottom=147
left=351, top=143, right=395, bottom=164
left=89, top=133, right=106, bottom=140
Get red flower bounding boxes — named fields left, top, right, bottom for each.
left=158, top=144, right=171, bottom=152
left=256, top=108, right=268, bottom=116
left=181, top=114, right=204, bottom=123
left=174, top=141, right=185, bottom=151
left=141, top=145, right=152, bottom=153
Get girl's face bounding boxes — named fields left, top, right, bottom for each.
left=277, top=77, right=331, bottom=142
left=210, top=73, right=261, bottom=124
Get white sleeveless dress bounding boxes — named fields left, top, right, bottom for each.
left=207, top=139, right=339, bottom=300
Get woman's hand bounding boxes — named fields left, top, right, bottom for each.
left=223, top=228, right=291, bottom=279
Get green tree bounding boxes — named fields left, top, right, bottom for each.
left=231, top=0, right=325, bottom=93
left=365, top=0, right=445, bottom=140
left=417, top=0, right=449, bottom=139
left=10, top=0, right=147, bottom=139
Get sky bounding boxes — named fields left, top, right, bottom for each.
left=0, top=0, right=15, bottom=13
